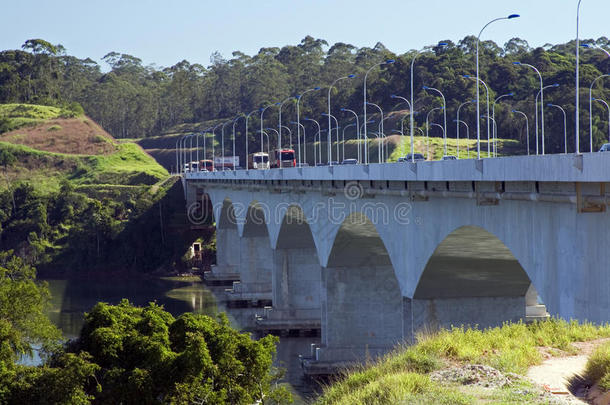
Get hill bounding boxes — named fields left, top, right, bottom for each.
left=0, top=103, right=168, bottom=194
left=0, top=103, right=200, bottom=275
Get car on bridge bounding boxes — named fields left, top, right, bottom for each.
left=398, top=153, right=425, bottom=162
left=442, top=155, right=458, bottom=160
left=599, top=143, right=610, bottom=152
left=341, top=159, right=358, bottom=165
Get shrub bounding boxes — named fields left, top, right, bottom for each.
left=47, top=125, right=62, bottom=131
left=585, top=342, right=610, bottom=390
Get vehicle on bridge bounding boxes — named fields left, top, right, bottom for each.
left=198, top=159, right=214, bottom=172
left=398, top=153, right=425, bottom=162
left=599, top=143, right=610, bottom=152
left=442, top=155, right=458, bottom=160
left=270, top=149, right=296, bottom=168
left=185, top=161, right=199, bottom=172
left=248, top=152, right=270, bottom=169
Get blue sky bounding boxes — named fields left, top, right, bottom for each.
left=1, top=0, right=608, bottom=69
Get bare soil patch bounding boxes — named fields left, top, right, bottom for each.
left=1, top=117, right=117, bottom=155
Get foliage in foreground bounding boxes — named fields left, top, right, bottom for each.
left=585, top=341, right=610, bottom=391
left=1, top=291, right=290, bottom=404
left=316, top=319, right=610, bottom=405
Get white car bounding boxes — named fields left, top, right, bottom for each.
left=599, top=143, right=610, bottom=152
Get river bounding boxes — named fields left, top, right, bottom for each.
left=42, top=276, right=322, bottom=404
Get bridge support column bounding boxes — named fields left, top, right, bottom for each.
left=226, top=234, right=273, bottom=306
left=408, top=296, right=526, bottom=336
left=312, top=264, right=404, bottom=367
left=256, top=247, right=321, bottom=331
left=209, top=228, right=240, bottom=275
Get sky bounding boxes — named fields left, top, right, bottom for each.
left=1, top=0, right=608, bottom=69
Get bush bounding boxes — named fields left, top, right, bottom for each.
left=47, top=124, right=62, bottom=131
left=585, top=342, right=610, bottom=391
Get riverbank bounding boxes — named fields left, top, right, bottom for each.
left=314, top=320, right=610, bottom=405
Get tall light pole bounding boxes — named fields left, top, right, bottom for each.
left=365, top=102, right=385, bottom=163
left=410, top=43, right=447, bottom=162
left=576, top=0, right=583, bottom=154
left=536, top=83, right=560, bottom=155
left=364, top=60, right=395, bottom=157
left=482, top=115, right=498, bottom=157
left=303, top=118, right=321, bottom=165
left=244, top=109, right=258, bottom=171
left=463, top=75, right=491, bottom=157
left=512, top=110, right=530, bottom=155
left=547, top=103, right=568, bottom=154
left=456, top=99, right=475, bottom=159
left=221, top=120, right=233, bottom=169
left=342, top=123, right=356, bottom=161
left=296, top=87, right=320, bottom=163
left=289, top=121, right=306, bottom=165
left=390, top=95, right=413, bottom=156
left=492, top=92, right=514, bottom=156
left=423, top=86, right=448, bottom=156
left=322, top=113, right=340, bottom=162
left=426, top=107, right=442, bottom=160
left=328, top=74, right=356, bottom=166
left=278, top=96, right=295, bottom=151
left=476, top=14, right=520, bottom=159
left=454, top=119, right=471, bottom=158
left=231, top=115, right=243, bottom=170
left=257, top=130, right=271, bottom=163
left=260, top=104, right=278, bottom=155
left=587, top=74, right=610, bottom=152
left=340, top=108, right=360, bottom=162
left=211, top=122, right=223, bottom=168
left=360, top=119, right=375, bottom=164
left=514, top=62, right=546, bottom=154
left=593, top=98, right=610, bottom=144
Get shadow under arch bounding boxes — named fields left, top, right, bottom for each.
left=269, top=204, right=322, bottom=321
left=412, top=225, right=540, bottom=332
left=217, top=197, right=237, bottom=230
left=242, top=200, right=270, bottom=238
left=321, top=212, right=404, bottom=362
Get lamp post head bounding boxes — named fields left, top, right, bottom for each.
left=385, top=59, right=395, bottom=64
left=422, top=86, right=430, bottom=90
left=289, top=121, right=297, bottom=124
left=592, top=97, right=597, bottom=101
left=314, top=86, right=321, bottom=90
left=513, top=62, right=522, bottom=65
left=462, top=74, right=471, bottom=78
left=390, top=94, right=397, bottom=99
left=347, top=74, right=356, bottom=78
left=511, top=110, right=517, bottom=113
left=552, top=83, right=560, bottom=87
left=470, top=99, right=477, bottom=103
left=508, top=92, right=515, bottom=96
left=340, top=108, right=347, bottom=111
left=547, top=103, right=554, bottom=107
left=581, top=44, right=592, bottom=48
left=275, top=102, right=281, bottom=106
left=508, top=14, right=520, bottom=19
left=438, top=42, right=448, bottom=47
left=321, top=113, right=329, bottom=116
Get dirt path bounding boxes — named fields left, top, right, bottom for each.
left=526, top=338, right=610, bottom=404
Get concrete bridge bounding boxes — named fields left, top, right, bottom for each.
left=183, top=153, right=610, bottom=374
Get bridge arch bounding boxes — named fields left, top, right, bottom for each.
left=320, top=212, right=405, bottom=361
left=411, top=225, right=543, bottom=333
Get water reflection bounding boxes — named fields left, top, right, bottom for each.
left=43, top=276, right=321, bottom=403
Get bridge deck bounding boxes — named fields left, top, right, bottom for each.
left=186, top=153, right=610, bottom=183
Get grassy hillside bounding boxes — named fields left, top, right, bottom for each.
left=316, top=319, right=610, bottom=405
left=0, top=103, right=168, bottom=194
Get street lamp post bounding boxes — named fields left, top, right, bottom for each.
left=576, top=0, right=583, bottom=153
left=322, top=113, right=340, bottom=162
left=340, top=108, right=360, bottom=162
left=454, top=119, right=471, bottom=158
left=360, top=119, right=375, bottom=164
left=390, top=94, right=413, bottom=156
left=547, top=103, right=568, bottom=154
left=221, top=120, right=233, bottom=170
left=260, top=104, right=278, bottom=155
left=593, top=98, right=610, bottom=144
left=512, top=110, right=530, bottom=155
left=514, top=62, right=546, bottom=154
left=365, top=102, right=385, bottom=163
left=244, top=109, right=258, bottom=171
left=342, top=123, right=356, bottom=161
left=211, top=122, right=223, bottom=168
left=426, top=107, right=442, bottom=160
left=231, top=115, right=243, bottom=170
left=289, top=121, right=306, bottom=165
left=328, top=75, right=356, bottom=166
left=463, top=75, right=491, bottom=158
left=492, top=92, right=514, bottom=156
left=481, top=115, right=498, bottom=157
left=535, top=83, right=560, bottom=155
left=303, top=118, right=321, bottom=165
left=364, top=60, right=395, bottom=157
left=456, top=99, right=475, bottom=159
left=296, top=87, right=320, bottom=163
left=477, top=14, right=520, bottom=158
left=279, top=97, right=295, bottom=151
left=257, top=130, right=271, bottom=162
left=588, top=74, right=610, bottom=152
left=423, top=86, right=448, bottom=156
left=410, top=43, right=447, bottom=162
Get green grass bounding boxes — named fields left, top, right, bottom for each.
left=0, top=140, right=169, bottom=193
left=0, top=103, right=65, bottom=120
left=315, top=319, right=610, bottom=405
left=585, top=341, right=610, bottom=391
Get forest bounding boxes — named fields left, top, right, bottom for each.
left=1, top=36, right=610, bottom=154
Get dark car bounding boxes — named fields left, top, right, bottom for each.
left=398, top=153, right=425, bottom=162
left=442, top=155, right=457, bottom=160
left=341, top=159, right=358, bottom=165
left=599, top=143, right=610, bottom=152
